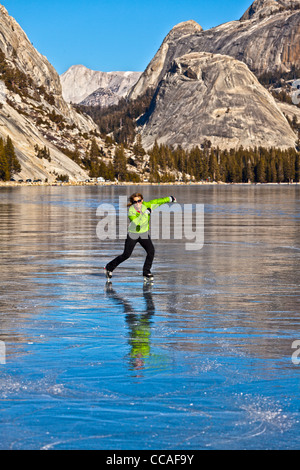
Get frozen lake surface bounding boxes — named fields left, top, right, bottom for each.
left=0, top=184, right=299, bottom=450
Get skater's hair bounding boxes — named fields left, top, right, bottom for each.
left=128, top=192, right=143, bottom=207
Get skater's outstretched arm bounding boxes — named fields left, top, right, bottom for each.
left=144, top=196, right=177, bottom=211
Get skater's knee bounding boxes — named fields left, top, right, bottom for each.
left=120, top=251, right=132, bottom=261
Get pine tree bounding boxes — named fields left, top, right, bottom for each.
left=283, top=152, right=295, bottom=183
left=276, top=155, right=284, bottom=182
left=106, top=161, right=115, bottom=181
left=5, top=136, right=21, bottom=179
left=295, top=153, right=300, bottom=182
left=208, top=150, right=220, bottom=181
left=257, top=157, right=266, bottom=183
left=133, top=134, right=145, bottom=157
left=113, top=144, right=127, bottom=181
left=0, top=137, right=9, bottom=181
left=244, top=157, right=254, bottom=183
left=269, top=158, right=277, bottom=182
left=86, top=138, right=107, bottom=178
left=89, top=138, right=101, bottom=160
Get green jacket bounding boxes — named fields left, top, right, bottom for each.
left=128, top=197, right=172, bottom=234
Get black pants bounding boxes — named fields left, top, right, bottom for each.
left=106, top=233, right=155, bottom=276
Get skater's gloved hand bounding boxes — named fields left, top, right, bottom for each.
left=170, top=196, right=176, bottom=202
left=146, top=208, right=152, bottom=215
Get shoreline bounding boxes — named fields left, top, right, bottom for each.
left=0, top=181, right=299, bottom=188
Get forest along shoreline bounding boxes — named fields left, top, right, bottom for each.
left=0, top=181, right=299, bottom=187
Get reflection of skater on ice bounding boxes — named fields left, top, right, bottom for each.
left=104, top=192, right=176, bottom=283
left=105, top=283, right=155, bottom=374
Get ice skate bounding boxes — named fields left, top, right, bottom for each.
left=104, top=267, right=113, bottom=282
left=143, top=272, right=154, bottom=284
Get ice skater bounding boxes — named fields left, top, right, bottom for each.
left=104, top=192, right=176, bottom=283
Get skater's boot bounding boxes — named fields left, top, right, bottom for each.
left=143, top=272, right=154, bottom=283
left=104, top=266, right=113, bottom=281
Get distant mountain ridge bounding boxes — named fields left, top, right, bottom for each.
left=60, top=65, right=141, bottom=107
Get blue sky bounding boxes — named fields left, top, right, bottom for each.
left=2, top=0, right=252, bottom=75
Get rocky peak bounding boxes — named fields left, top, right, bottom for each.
left=165, top=20, right=203, bottom=37
left=139, top=52, right=297, bottom=151
left=241, top=0, right=300, bottom=20
left=128, top=20, right=202, bottom=101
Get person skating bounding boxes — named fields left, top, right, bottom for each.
left=104, top=192, right=176, bottom=282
